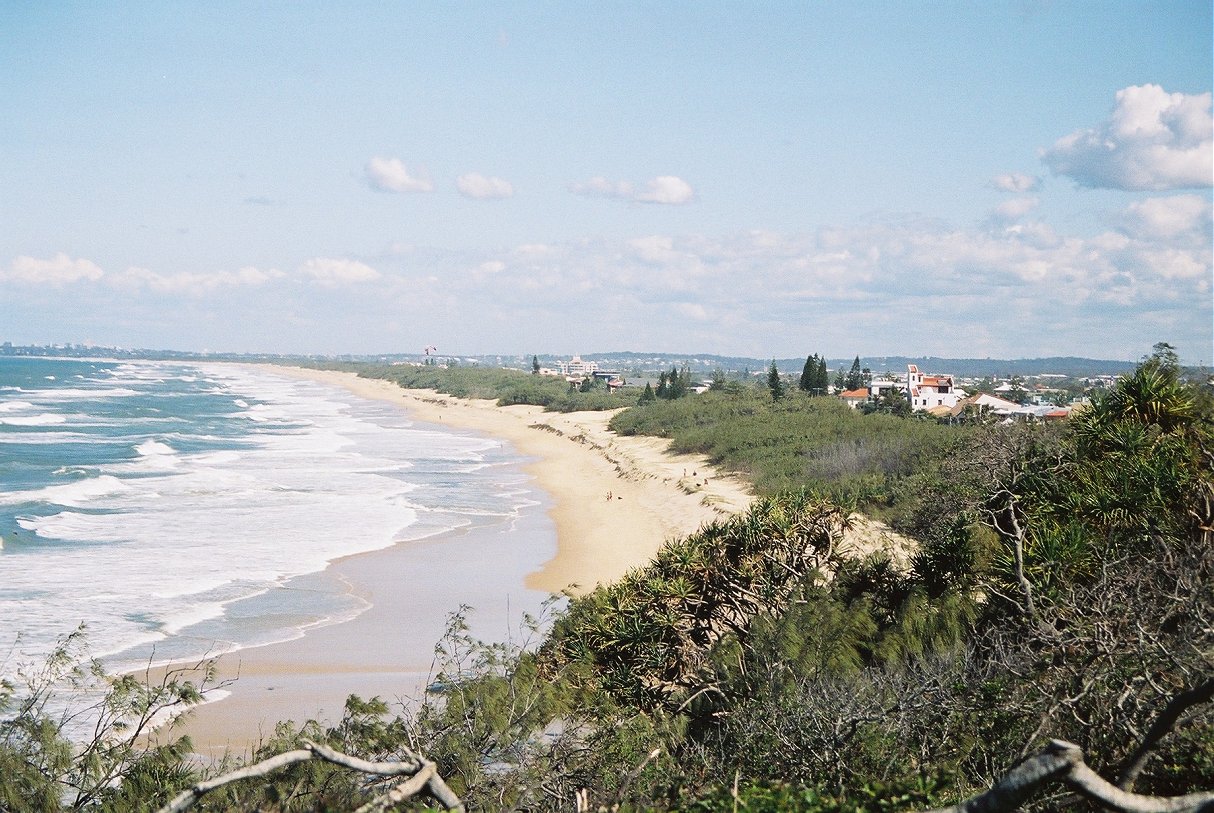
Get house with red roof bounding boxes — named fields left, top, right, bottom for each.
left=839, top=388, right=870, bottom=408
left=906, top=364, right=963, bottom=411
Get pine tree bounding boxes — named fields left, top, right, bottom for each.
left=844, top=356, right=865, bottom=391
left=799, top=354, right=818, bottom=393
left=816, top=357, right=828, bottom=393
left=669, top=365, right=688, bottom=399
left=532, top=355, right=540, bottom=374
left=768, top=360, right=785, bottom=401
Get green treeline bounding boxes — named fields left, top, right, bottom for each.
left=2, top=352, right=1211, bottom=810
left=611, top=388, right=956, bottom=513
left=347, top=362, right=637, bottom=411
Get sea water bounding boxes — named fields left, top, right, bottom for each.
left=0, top=358, right=552, bottom=682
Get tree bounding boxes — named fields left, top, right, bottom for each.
left=531, top=355, right=540, bottom=374
left=768, top=360, right=785, bottom=401
left=844, top=356, right=865, bottom=391
left=1147, top=341, right=1180, bottom=376
left=656, top=365, right=690, bottom=400
left=863, top=386, right=910, bottom=416
left=799, top=354, right=820, bottom=394
left=798, top=354, right=831, bottom=396
left=833, top=368, right=846, bottom=394
left=639, top=382, right=656, bottom=404
left=1007, top=375, right=1027, bottom=404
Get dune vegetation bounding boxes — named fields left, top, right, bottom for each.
left=2, top=350, right=1211, bottom=811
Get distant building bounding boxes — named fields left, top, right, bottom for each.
left=906, top=364, right=962, bottom=411
left=556, top=355, right=599, bottom=377
left=839, top=388, right=870, bottom=408
left=949, top=393, right=1021, bottom=420
left=868, top=377, right=904, bottom=399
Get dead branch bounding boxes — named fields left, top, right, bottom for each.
left=156, top=739, right=463, bottom=812
left=924, top=739, right=1214, bottom=813
left=1118, top=678, right=1214, bottom=791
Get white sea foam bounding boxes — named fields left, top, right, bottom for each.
left=138, top=438, right=174, bottom=454
left=0, top=432, right=119, bottom=445
left=0, top=413, right=67, bottom=426
left=0, top=400, right=36, bottom=412
left=0, top=360, right=549, bottom=708
left=20, top=387, right=140, bottom=400
left=19, top=475, right=132, bottom=508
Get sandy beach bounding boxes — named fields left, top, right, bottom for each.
left=174, top=366, right=755, bottom=756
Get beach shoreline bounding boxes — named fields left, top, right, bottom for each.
left=172, top=365, right=755, bottom=755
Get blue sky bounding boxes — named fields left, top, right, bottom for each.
left=2, top=2, right=1211, bottom=363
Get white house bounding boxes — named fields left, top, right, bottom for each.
left=949, top=393, right=1022, bottom=419
left=906, top=364, right=963, bottom=411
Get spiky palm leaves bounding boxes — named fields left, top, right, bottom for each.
left=547, top=493, right=846, bottom=712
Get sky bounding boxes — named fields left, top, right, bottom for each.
left=1, top=2, right=1211, bottom=363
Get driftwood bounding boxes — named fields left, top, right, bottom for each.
left=924, top=739, right=1214, bottom=813
left=156, top=740, right=463, bottom=812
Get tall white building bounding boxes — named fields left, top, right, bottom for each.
left=906, top=364, right=962, bottom=411
left=556, top=356, right=599, bottom=377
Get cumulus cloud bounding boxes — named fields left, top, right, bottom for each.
left=365, top=157, right=433, bottom=193
left=568, top=174, right=695, bottom=204
left=990, top=196, right=1040, bottom=225
left=345, top=208, right=1211, bottom=360
left=456, top=173, right=514, bottom=200
left=991, top=172, right=1040, bottom=193
left=4, top=253, right=104, bottom=286
left=1115, top=194, right=1212, bottom=242
left=636, top=175, right=695, bottom=205
left=299, top=257, right=381, bottom=286
left=1041, top=84, right=1213, bottom=190
left=112, top=266, right=284, bottom=295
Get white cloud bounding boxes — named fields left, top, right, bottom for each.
left=456, top=173, right=514, bottom=200
left=568, top=174, right=695, bottom=205
left=112, top=266, right=285, bottom=295
left=676, top=302, right=709, bottom=320
left=513, top=243, right=555, bottom=259
left=990, top=196, right=1040, bottom=224
left=299, top=257, right=381, bottom=286
left=635, top=175, right=695, bottom=205
left=1116, top=194, right=1212, bottom=242
left=628, top=235, right=679, bottom=264
left=1041, top=85, right=1213, bottom=190
left=4, top=253, right=104, bottom=286
left=365, top=157, right=434, bottom=193
left=319, top=210, right=1210, bottom=361
left=991, top=172, right=1040, bottom=193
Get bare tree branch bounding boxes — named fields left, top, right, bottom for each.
left=1118, top=678, right=1214, bottom=791
left=924, top=740, right=1214, bottom=813
left=156, top=740, right=463, bottom=812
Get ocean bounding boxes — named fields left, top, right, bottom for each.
left=0, top=357, right=553, bottom=683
